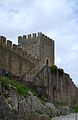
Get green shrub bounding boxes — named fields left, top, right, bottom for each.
left=72, top=106, right=78, bottom=113
left=50, top=65, right=58, bottom=73
left=58, top=68, right=64, bottom=75
left=50, top=65, right=64, bottom=76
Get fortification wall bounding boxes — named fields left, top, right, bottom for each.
left=0, top=34, right=78, bottom=105
left=26, top=64, right=78, bottom=104
left=24, top=65, right=50, bottom=98
left=70, top=81, right=77, bottom=105
left=18, top=32, right=42, bottom=60
left=0, top=36, right=39, bottom=75
left=22, top=64, right=78, bottom=104
left=18, top=32, right=54, bottom=66
left=50, top=71, right=78, bottom=105
left=75, top=87, right=78, bottom=105
left=40, top=34, right=54, bottom=66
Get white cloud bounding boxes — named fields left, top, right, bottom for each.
left=0, top=0, right=78, bottom=86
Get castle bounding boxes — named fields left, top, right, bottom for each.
left=0, top=32, right=78, bottom=105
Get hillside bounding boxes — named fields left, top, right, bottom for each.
left=0, top=77, right=72, bottom=120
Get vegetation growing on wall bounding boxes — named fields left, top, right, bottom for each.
left=58, top=68, right=64, bottom=75
left=50, top=65, right=64, bottom=75
left=50, top=65, right=58, bottom=73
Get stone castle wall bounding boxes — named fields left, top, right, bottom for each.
left=40, top=34, right=54, bottom=66
left=18, top=32, right=54, bottom=66
left=0, top=36, right=39, bottom=75
left=0, top=33, right=78, bottom=105
left=48, top=71, right=78, bottom=105
left=23, top=64, right=78, bottom=105
left=18, top=33, right=41, bottom=60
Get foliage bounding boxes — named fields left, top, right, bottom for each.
left=72, top=106, right=78, bottom=113
left=58, top=68, right=64, bottom=75
left=50, top=65, right=64, bottom=75
left=50, top=65, right=58, bottom=73
left=0, top=77, right=29, bottom=96
left=0, top=77, right=47, bottom=103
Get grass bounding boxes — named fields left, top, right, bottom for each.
left=0, top=77, right=29, bottom=96
left=0, top=77, right=47, bottom=104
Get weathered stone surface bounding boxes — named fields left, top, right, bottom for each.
left=26, top=93, right=47, bottom=114
left=59, top=106, right=70, bottom=115
left=0, top=32, right=78, bottom=109
left=0, top=84, right=50, bottom=120
left=18, top=33, right=54, bottom=66
left=45, top=102, right=60, bottom=117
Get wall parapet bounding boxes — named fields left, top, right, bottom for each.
left=18, top=32, right=53, bottom=42
left=0, top=36, right=39, bottom=65
left=0, top=36, right=6, bottom=45
left=18, top=32, right=42, bottom=41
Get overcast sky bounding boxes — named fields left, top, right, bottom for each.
left=0, top=0, right=78, bottom=86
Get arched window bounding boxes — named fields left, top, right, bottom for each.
left=46, top=59, right=49, bottom=65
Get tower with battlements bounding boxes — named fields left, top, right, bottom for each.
left=18, top=32, right=54, bottom=66
left=0, top=32, right=78, bottom=105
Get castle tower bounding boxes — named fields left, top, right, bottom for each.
left=18, top=32, right=55, bottom=66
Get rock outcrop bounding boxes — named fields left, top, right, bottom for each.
left=0, top=77, right=71, bottom=120
left=0, top=83, right=50, bottom=120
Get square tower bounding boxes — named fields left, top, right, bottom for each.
left=18, top=32, right=54, bottom=66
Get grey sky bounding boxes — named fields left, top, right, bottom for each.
left=0, top=0, right=78, bottom=86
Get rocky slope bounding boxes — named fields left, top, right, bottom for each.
left=0, top=77, right=70, bottom=120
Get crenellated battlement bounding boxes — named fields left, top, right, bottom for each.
left=0, top=36, right=39, bottom=65
left=7, top=40, right=12, bottom=48
left=18, top=32, right=43, bottom=42
left=0, top=32, right=54, bottom=67
left=18, top=32, right=54, bottom=66
left=18, top=32, right=53, bottom=42
left=0, top=36, right=6, bottom=45
left=0, top=33, right=78, bottom=105
left=41, top=34, right=53, bottom=43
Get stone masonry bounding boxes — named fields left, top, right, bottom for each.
left=0, top=32, right=78, bottom=105
left=18, top=32, right=54, bottom=66
left=0, top=36, right=39, bottom=75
